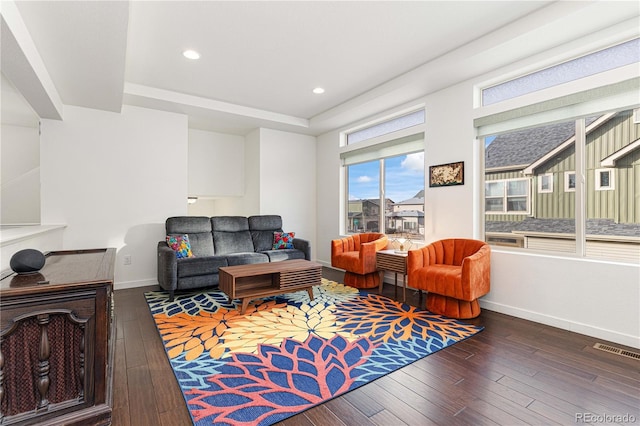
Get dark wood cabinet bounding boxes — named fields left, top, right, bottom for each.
left=0, top=248, right=115, bottom=425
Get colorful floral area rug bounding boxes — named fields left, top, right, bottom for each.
left=145, top=279, right=483, bottom=426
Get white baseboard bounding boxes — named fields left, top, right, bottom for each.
left=114, top=278, right=158, bottom=291
left=479, top=299, right=640, bottom=349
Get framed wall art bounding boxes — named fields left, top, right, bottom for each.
left=429, top=161, right=464, bottom=187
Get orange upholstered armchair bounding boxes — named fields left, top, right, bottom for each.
left=331, top=233, right=388, bottom=289
left=407, top=239, right=490, bottom=319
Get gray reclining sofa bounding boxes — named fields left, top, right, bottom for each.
left=157, top=215, right=311, bottom=300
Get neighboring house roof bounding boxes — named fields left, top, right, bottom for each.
left=394, top=197, right=424, bottom=206
left=387, top=210, right=424, bottom=218
left=486, top=218, right=640, bottom=238
left=523, top=114, right=613, bottom=175
left=485, top=122, right=576, bottom=170
left=349, top=198, right=380, bottom=207
left=486, top=117, right=600, bottom=171
left=601, top=138, right=640, bottom=167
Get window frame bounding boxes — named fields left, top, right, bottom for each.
left=475, top=34, right=639, bottom=262
left=564, top=171, right=576, bottom=192
left=538, top=173, right=554, bottom=193
left=342, top=107, right=426, bottom=237
left=595, top=168, right=615, bottom=191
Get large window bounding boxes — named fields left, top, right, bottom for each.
left=343, top=110, right=425, bottom=240
left=346, top=152, right=425, bottom=239
left=483, top=109, right=639, bottom=262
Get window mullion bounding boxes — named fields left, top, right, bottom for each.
left=575, top=119, right=586, bottom=257
left=504, top=181, right=508, bottom=213
left=379, top=159, right=385, bottom=233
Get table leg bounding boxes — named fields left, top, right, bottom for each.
left=240, top=298, right=251, bottom=314
left=394, top=272, right=398, bottom=300
left=402, top=274, right=406, bottom=303
left=306, top=287, right=314, bottom=301
left=378, top=270, right=384, bottom=293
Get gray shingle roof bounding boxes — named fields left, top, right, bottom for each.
left=485, top=117, right=602, bottom=170
left=485, top=122, right=576, bottom=169
left=395, top=197, right=424, bottom=205
left=486, top=218, right=640, bottom=237
left=387, top=210, right=424, bottom=218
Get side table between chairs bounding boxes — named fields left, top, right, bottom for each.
left=376, top=249, right=408, bottom=302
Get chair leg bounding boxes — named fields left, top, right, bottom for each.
left=426, top=293, right=481, bottom=319
left=344, top=271, right=380, bottom=289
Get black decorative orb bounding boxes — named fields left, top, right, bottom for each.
left=10, top=249, right=46, bottom=274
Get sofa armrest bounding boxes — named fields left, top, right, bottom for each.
left=293, top=238, right=311, bottom=260
left=157, top=241, right=177, bottom=293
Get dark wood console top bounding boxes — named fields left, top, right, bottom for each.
left=0, top=248, right=115, bottom=295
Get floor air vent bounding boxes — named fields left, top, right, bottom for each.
left=593, top=343, right=640, bottom=360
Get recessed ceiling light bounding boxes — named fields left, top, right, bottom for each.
left=313, top=87, right=325, bottom=94
left=183, top=50, right=201, bottom=60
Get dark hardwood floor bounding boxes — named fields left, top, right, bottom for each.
left=112, top=268, right=639, bottom=425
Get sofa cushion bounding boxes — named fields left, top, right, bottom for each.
left=211, top=216, right=255, bottom=255
left=166, top=234, right=194, bottom=258
left=177, top=273, right=220, bottom=290
left=273, top=231, right=295, bottom=249
left=225, top=252, right=269, bottom=266
left=177, top=256, right=228, bottom=278
left=260, top=249, right=305, bottom=262
left=166, top=216, right=214, bottom=257
left=249, top=215, right=283, bottom=252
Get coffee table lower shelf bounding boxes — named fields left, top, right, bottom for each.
left=219, top=259, right=322, bottom=314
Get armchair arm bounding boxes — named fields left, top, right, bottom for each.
left=407, top=247, right=428, bottom=275
left=358, top=235, right=388, bottom=272
left=157, top=241, right=177, bottom=293
left=407, top=243, right=439, bottom=289
left=293, top=237, right=311, bottom=260
left=461, top=244, right=491, bottom=300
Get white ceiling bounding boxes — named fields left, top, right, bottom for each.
left=3, top=1, right=639, bottom=135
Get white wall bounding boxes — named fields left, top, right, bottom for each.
left=242, top=128, right=261, bottom=215
left=186, top=128, right=317, bottom=257
left=258, top=128, right=317, bottom=258
left=423, top=84, right=476, bottom=240
left=316, top=54, right=639, bottom=349
left=316, top=129, right=342, bottom=263
left=188, top=129, right=244, bottom=198
left=1, top=124, right=40, bottom=224
left=40, top=105, right=188, bottom=289
left=482, top=251, right=640, bottom=348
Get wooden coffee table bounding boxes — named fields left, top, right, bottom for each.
left=219, top=259, right=322, bottom=314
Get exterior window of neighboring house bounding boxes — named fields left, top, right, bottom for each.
left=482, top=38, right=639, bottom=106
left=485, top=179, right=530, bottom=214
left=564, top=171, right=576, bottom=192
left=342, top=109, right=425, bottom=240
left=538, top=173, right=553, bottom=193
left=595, top=169, right=615, bottom=191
